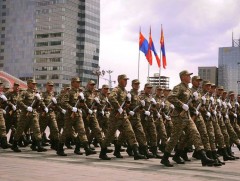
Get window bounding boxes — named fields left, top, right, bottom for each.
left=36, top=34, right=49, bottom=38
left=1, top=34, right=5, bottom=38
left=2, top=5, right=6, bottom=9
left=50, top=32, right=62, bottom=37
left=2, top=20, right=6, bottom=23
left=50, top=41, right=61, bottom=46
left=0, top=49, right=4, bottom=53
left=2, top=12, right=6, bottom=16
left=2, top=27, right=5, bottom=31
left=36, top=42, right=48, bottom=47
left=1, top=42, right=4, bottom=45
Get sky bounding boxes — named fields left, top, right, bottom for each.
left=98, top=0, right=240, bottom=90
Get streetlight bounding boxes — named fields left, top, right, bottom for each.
left=106, top=70, right=114, bottom=88
left=93, top=66, right=105, bottom=89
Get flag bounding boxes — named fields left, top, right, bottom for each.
left=148, top=27, right=160, bottom=67
left=139, top=31, right=152, bottom=65
left=160, top=26, right=167, bottom=69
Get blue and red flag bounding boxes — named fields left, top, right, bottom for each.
left=139, top=31, right=152, bottom=65
left=148, top=27, right=160, bottom=68
left=160, top=26, right=167, bottom=69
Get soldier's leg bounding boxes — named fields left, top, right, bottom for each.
left=48, top=112, right=60, bottom=150
left=155, top=117, right=168, bottom=150
left=89, top=115, right=103, bottom=144
left=0, top=110, right=10, bottom=149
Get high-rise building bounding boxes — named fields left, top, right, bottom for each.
left=198, top=66, right=218, bottom=85
left=0, top=0, right=100, bottom=92
left=218, top=37, right=240, bottom=93
left=148, top=73, right=170, bottom=89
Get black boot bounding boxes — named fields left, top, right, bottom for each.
left=30, top=138, right=37, bottom=151
left=212, top=150, right=225, bottom=165
left=160, top=152, right=173, bottom=167
left=192, top=150, right=200, bottom=159
left=65, top=137, right=73, bottom=149
left=93, top=138, right=100, bottom=147
left=221, top=147, right=235, bottom=161
left=106, top=147, right=113, bottom=153
left=18, top=135, right=25, bottom=147
left=0, top=137, right=12, bottom=149
left=50, top=140, right=58, bottom=150
left=181, top=148, right=191, bottom=161
left=11, top=140, right=21, bottom=152
left=83, top=142, right=96, bottom=156
left=74, top=141, right=83, bottom=155
left=113, top=144, right=123, bottom=158
left=198, top=149, right=215, bottom=166
left=9, top=130, right=15, bottom=144
left=142, top=145, right=154, bottom=159
left=126, top=145, right=134, bottom=156
left=151, top=146, right=162, bottom=159
left=158, top=144, right=166, bottom=152
left=206, top=150, right=221, bottom=166
left=57, top=143, right=67, bottom=156
left=173, top=149, right=185, bottom=164
left=36, top=140, right=47, bottom=152
left=99, top=147, right=111, bottom=160
left=26, top=133, right=32, bottom=144
left=132, top=145, right=146, bottom=160
left=227, top=146, right=239, bottom=159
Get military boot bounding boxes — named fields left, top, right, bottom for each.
left=99, top=147, right=111, bottom=160
left=93, top=138, right=100, bottom=147
left=11, top=140, right=21, bottom=152
left=142, top=145, right=154, bottom=159
left=36, top=140, right=47, bottom=152
left=212, top=150, right=225, bottom=165
left=74, top=141, right=83, bottom=155
left=173, top=149, right=185, bottom=164
left=83, top=142, right=96, bottom=156
left=0, top=137, right=12, bottom=149
left=30, top=138, right=37, bottom=151
left=220, top=147, right=235, bottom=161
left=227, top=146, right=239, bottom=159
left=192, top=150, right=200, bottom=159
left=151, top=146, right=162, bottom=159
left=206, top=150, right=221, bottom=166
left=198, top=149, right=215, bottom=166
left=65, top=137, right=73, bottom=149
left=160, top=152, right=173, bottom=167
left=26, top=133, right=32, bottom=144
left=57, top=143, right=67, bottom=156
left=50, top=140, right=58, bottom=151
left=132, top=145, right=146, bottom=160
left=126, top=145, right=134, bottom=156
left=113, top=144, right=123, bottom=158
left=181, top=148, right=191, bottom=161
left=9, top=130, right=15, bottom=144
left=158, top=144, right=166, bottom=153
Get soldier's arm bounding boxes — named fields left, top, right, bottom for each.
left=17, top=91, right=28, bottom=110
left=167, top=85, right=183, bottom=109
left=108, top=88, right=121, bottom=110
left=60, top=93, right=72, bottom=110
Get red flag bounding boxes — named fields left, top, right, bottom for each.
left=146, top=28, right=153, bottom=66
left=160, top=26, right=167, bottom=69
left=149, top=27, right=161, bottom=67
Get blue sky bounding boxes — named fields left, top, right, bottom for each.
left=99, top=0, right=240, bottom=89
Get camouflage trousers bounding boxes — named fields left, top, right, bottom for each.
left=101, top=111, right=138, bottom=148
left=224, top=117, right=240, bottom=145
left=39, top=111, right=59, bottom=141
left=164, top=119, right=173, bottom=138
left=14, top=110, right=42, bottom=141
left=4, top=111, right=20, bottom=134
left=154, top=116, right=167, bottom=145
left=118, top=114, right=147, bottom=146
left=141, top=115, right=157, bottom=147
left=97, top=113, right=110, bottom=137
left=217, top=115, right=230, bottom=147
left=0, top=109, right=7, bottom=138
left=212, top=116, right=226, bottom=148
left=165, top=116, right=204, bottom=153
left=230, top=119, right=240, bottom=139
left=83, top=113, right=103, bottom=143
left=56, top=112, right=64, bottom=133
left=59, top=112, right=88, bottom=144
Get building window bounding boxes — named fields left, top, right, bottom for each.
left=50, top=41, right=61, bottom=46
left=36, top=34, right=49, bottom=38
left=2, top=5, right=6, bottom=9
left=36, top=42, right=48, bottom=47
left=50, top=32, right=62, bottom=37
left=0, top=49, right=4, bottom=53
left=2, top=27, right=5, bottom=31
left=1, top=42, right=4, bottom=45
left=2, top=20, right=6, bottom=23
left=2, top=12, right=6, bottom=16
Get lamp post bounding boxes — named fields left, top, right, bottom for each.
left=93, top=66, right=105, bottom=89
left=106, top=70, right=114, bottom=88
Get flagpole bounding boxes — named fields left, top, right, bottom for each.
left=138, top=26, right=141, bottom=80
left=159, top=24, right=162, bottom=86
left=148, top=63, right=150, bottom=83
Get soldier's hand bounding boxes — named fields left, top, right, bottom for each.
left=127, top=92, right=131, bottom=101
left=222, top=102, right=227, bottom=109
left=129, top=111, right=135, bottom=116
left=44, top=107, right=48, bottom=113
left=51, top=97, right=57, bottom=104
left=2, top=109, right=6, bottom=114
left=88, top=109, right=93, bottom=115
left=144, top=111, right=150, bottom=116
left=193, top=92, right=198, bottom=100
left=140, top=100, right=145, bottom=107
left=35, top=93, right=41, bottom=100
left=234, top=113, right=237, bottom=118
left=195, top=110, right=199, bottom=116
left=225, top=114, right=229, bottom=119
left=201, top=96, right=206, bottom=104
left=0, top=94, right=7, bottom=101
left=27, top=106, right=33, bottom=112
left=227, top=102, right=232, bottom=109
left=61, top=109, right=66, bottom=114
left=165, top=115, right=171, bottom=121
left=235, top=102, right=239, bottom=107
left=118, top=107, right=123, bottom=114
left=206, top=112, right=211, bottom=118
left=72, top=107, right=78, bottom=113
left=182, top=104, right=189, bottom=111
left=210, top=96, right=214, bottom=104
left=170, top=104, right=175, bottom=109
left=151, top=98, right=157, bottom=105
left=12, top=105, right=17, bottom=111
left=79, top=92, right=85, bottom=100
left=161, top=101, right=165, bottom=108
left=217, top=99, right=222, bottom=106
left=94, top=97, right=100, bottom=104
left=157, top=112, right=161, bottom=118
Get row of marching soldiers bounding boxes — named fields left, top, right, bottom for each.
left=0, top=70, right=240, bottom=167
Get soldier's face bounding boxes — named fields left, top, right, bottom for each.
left=88, top=84, right=95, bottom=91
left=217, top=89, right=223, bottom=96
left=101, top=88, right=109, bottom=95
left=46, top=85, right=54, bottom=92
left=72, top=81, right=80, bottom=88
left=182, top=74, right=191, bottom=84
left=203, top=84, right=211, bottom=92
left=13, top=85, right=19, bottom=92
left=119, top=79, right=127, bottom=87
left=28, top=83, right=36, bottom=89
left=132, top=83, right=140, bottom=90
left=144, top=87, right=152, bottom=94
left=156, top=89, right=162, bottom=96
left=230, top=94, right=235, bottom=100
left=192, top=80, right=201, bottom=87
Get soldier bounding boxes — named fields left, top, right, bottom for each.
left=57, top=77, right=96, bottom=156
left=160, top=70, right=214, bottom=167
left=39, top=81, right=60, bottom=150
left=11, top=79, right=47, bottom=152
left=99, top=74, right=145, bottom=160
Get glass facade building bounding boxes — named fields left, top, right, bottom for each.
left=198, top=66, right=218, bottom=85
left=218, top=46, right=240, bottom=94
left=0, top=0, right=100, bottom=92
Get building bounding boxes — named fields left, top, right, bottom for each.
left=218, top=36, right=240, bottom=93
left=198, top=66, right=218, bottom=85
left=0, top=0, right=100, bottom=92
left=148, top=73, right=170, bottom=89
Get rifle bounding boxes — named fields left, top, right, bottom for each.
left=179, top=96, right=193, bottom=117
left=144, top=101, right=152, bottom=121
left=26, top=99, right=36, bottom=116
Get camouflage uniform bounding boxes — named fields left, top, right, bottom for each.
left=0, top=93, right=9, bottom=148
left=229, top=98, right=240, bottom=139
left=162, top=98, right=173, bottom=138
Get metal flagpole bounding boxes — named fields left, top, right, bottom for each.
left=148, top=63, right=150, bottom=83
left=159, top=24, right=162, bottom=86
left=138, top=27, right=141, bottom=80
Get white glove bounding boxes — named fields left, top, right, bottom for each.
left=44, top=107, right=48, bottom=113
left=118, top=107, right=123, bottom=114
left=217, top=99, right=222, bottom=106
left=235, top=102, right=239, bottom=107
left=213, top=110, right=217, bottom=116
left=218, top=112, right=222, bottom=118
left=170, top=104, right=175, bottom=109
left=72, top=107, right=77, bottom=113
left=79, top=92, right=85, bottom=100
left=12, top=105, right=17, bottom=111
left=193, top=92, right=198, bottom=100
left=0, top=95, right=7, bottom=101
left=151, top=98, right=157, bottom=105
left=234, top=113, right=237, bottom=118
left=126, top=92, right=131, bottom=101
left=101, top=110, right=105, bottom=116
left=161, top=101, right=165, bottom=108
left=157, top=112, right=161, bottom=118
left=35, top=93, right=41, bottom=100
left=206, top=112, right=211, bottom=118
left=27, top=106, right=33, bottom=112
left=210, top=97, right=214, bottom=103
left=227, top=102, right=232, bottom=109
left=225, top=114, right=229, bottom=119
left=144, top=111, right=151, bottom=116
left=129, top=111, right=135, bottom=116
left=51, top=97, right=57, bottom=104
left=88, top=109, right=93, bottom=115
left=94, top=97, right=100, bottom=104
left=182, top=104, right=189, bottom=111
left=165, top=115, right=171, bottom=121
left=61, top=109, right=66, bottom=114
left=195, top=110, right=199, bottom=116
left=222, top=102, right=227, bottom=109
left=201, top=96, right=206, bottom=104
left=2, top=109, right=6, bottom=114
left=140, top=100, right=145, bottom=107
